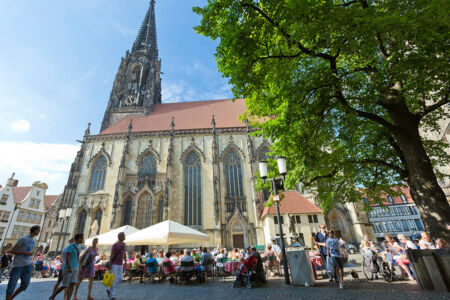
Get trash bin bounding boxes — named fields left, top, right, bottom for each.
left=286, top=250, right=315, bottom=286
left=406, top=249, right=450, bottom=292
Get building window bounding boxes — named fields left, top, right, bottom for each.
left=157, top=200, right=164, bottom=223
left=308, top=215, right=318, bottom=223
left=139, top=154, right=157, bottom=176
left=36, top=214, right=42, bottom=224
left=408, top=219, right=416, bottom=231
left=274, top=216, right=284, bottom=225
left=0, top=194, right=8, bottom=205
left=88, top=156, right=107, bottom=192
left=30, top=213, right=36, bottom=223
left=76, top=210, right=87, bottom=234
left=34, top=200, right=40, bottom=209
left=122, top=198, right=133, bottom=226
left=12, top=226, right=18, bottom=238
left=414, top=219, right=424, bottom=231
left=30, top=199, right=35, bottom=208
left=387, top=196, right=394, bottom=204
left=44, top=232, right=48, bottom=242
left=36, top=190, right=40, bottom=196
left=0, top=227, right=4, bottom=239
left=225, top=151, right=244, bottom=199
left=401, top=220, right=409, bottom=231
left=394, top=221, right=402, bottom=232
left=17, top=211, right=23, bottom=222
left=295, top=215, right=301, bottom=224
left=184, top=152, right=202, bottom=226
left=24, top=212, right=30, bottom=223
left=0, top=211, right=10, bottom=222
left=400, top=194, right=407, bottom=203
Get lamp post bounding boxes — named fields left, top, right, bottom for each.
left=0, top=204, right=18, bottom=251
left=259, top=157, right=291, bottom=285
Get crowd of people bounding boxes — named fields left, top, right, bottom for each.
left=2, top=223, right=449, bottom=299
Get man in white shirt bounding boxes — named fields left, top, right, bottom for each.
left=180, top=249, right=194, bottom=272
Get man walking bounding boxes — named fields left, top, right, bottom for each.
left=61, top=234, right=84, bottom=300
left=6, top=225, right=40, bottom=300
left=49, top=238, right=75, bottom=300
left=326, top=231, right=345, bottom=289
left=107, top=232, right=127, bottom=300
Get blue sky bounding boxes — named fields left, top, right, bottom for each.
left=0, top=0, right=232, bottom=194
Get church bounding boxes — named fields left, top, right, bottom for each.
left=59, top=0, right=271, bottom=249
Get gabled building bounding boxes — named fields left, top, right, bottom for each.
left=260, top=191, right=325, bottom=248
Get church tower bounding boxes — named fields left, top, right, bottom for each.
left=101, top=0, right=161, bottom=131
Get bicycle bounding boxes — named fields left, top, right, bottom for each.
left=361, top=250, right=393, bottom=282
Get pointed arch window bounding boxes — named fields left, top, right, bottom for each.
left=76, top=210, right=87, bottom=234
left=184, top=152, right=202, bottom=226
left=136, top=193, right=152, bottom=229
left=89, top=156, right=107, bottom=192
left=225, top=150, right=244, bottom=198
left=122, top=198, right=133, bottom=226
left=157, top=200, right=164, bottom=223
left=139, top=154, right=157, bottom=176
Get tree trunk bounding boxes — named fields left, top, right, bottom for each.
left=390, top=106, right=450, bottom=242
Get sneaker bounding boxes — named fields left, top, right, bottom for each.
left=339, top=283, right=344, bottom=289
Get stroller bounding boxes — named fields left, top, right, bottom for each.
left=362, top=248, right=393, bottom=282
left=233, top=263, right=261, bottom=288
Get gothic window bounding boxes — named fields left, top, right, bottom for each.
left=225, top=151, right=244, bottom=198
left=122, top=198, right=133, bottom=226
left=95, top=209, right=103, bottom=229
left=184, top=152, right=202, bottom=226
left=76, top=210, right=87, bottom=234
left=89, top=156, right=107, bottom=192
left=136, top=193, right=152, bottom=229
left=139, top=154, right=157, bottom=177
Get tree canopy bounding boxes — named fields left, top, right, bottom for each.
left=194, top=0, right=450, bottom=238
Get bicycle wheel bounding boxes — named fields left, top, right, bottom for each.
left=362, top=262, right=373, bottom=281
left=382, top=262, right=394, bottom=282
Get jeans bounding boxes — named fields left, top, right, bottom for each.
left=6, top=265, right=32, bottom=295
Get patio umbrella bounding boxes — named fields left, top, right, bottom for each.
left=85, top=225, right=139, bottom=246
left=125, top=220, right=209, bottom=246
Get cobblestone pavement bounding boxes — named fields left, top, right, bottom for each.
left=0, top=275, right=447, bottom=300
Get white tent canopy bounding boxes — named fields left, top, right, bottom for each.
left=85, top=225, right=139, bottom=246
left=125, top=220, right=209, bottom=246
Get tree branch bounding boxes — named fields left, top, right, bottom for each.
left=419, top=93, right=449, bottom=118
left=304, top=169, right=338, bottom=187
left=349, top=158, right=407, bottom=178
left=251, top=52, right=302, bottom=66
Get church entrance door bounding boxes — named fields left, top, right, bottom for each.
left=233, top=234, right=244, bottom=249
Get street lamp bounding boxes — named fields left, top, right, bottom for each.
left=259, top=158, right=291, bottom=285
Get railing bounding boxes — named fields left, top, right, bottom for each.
left=125, top=174, right=165, bottom=192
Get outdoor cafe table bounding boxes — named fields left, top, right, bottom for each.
left=225, top=261, right=241, bottom=273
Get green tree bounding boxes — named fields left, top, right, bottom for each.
left=194, top=0, right=450, bottom=240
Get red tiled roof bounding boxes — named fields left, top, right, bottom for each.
left=44, top=195, right=59, bottom=209
left=12, top=186, right=32, bottom=204
left=367, top=186, right=414, bottom=206
left=100, top=99, right=247, bottom=135
left=261, top=191, right=322, bottom=218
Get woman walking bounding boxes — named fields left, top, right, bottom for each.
left=73, top=238, right=98, bottom=300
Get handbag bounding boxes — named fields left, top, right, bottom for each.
left=102, top=271, right=115, bottom=288
left=80, top=252, right=90, bottom=268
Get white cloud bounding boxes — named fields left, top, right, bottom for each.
left=11, top=120, right=30, bottom=132
left=0, top=141, right=79, bottom=194
left=162, top=81, right=233, bottom=103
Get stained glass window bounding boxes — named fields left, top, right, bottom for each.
left=184, top=152, right=201, bottom=226
left=76, top=210, right=87, bottom=234
left=89, top=156, right=107, bottom=192
left=139, top=154, right=157, bottom=176
left=136, top=193, right=152, bottom=229
left=225, top=151, right=244, bottom=198
left=122, top=198, right=133, bottom=226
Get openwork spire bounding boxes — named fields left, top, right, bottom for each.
left=132, top=0, right=158, bottom=55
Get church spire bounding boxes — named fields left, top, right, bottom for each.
left=132, top=0, right=157, bottom=55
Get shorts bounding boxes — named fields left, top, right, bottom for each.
left=6, top=265, right=32, bottom=295
left=330, top=256, right=344, bottom=270
left=61, top=268, right=79, bottom=287
left=396, top=258, right=410, bottom=265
